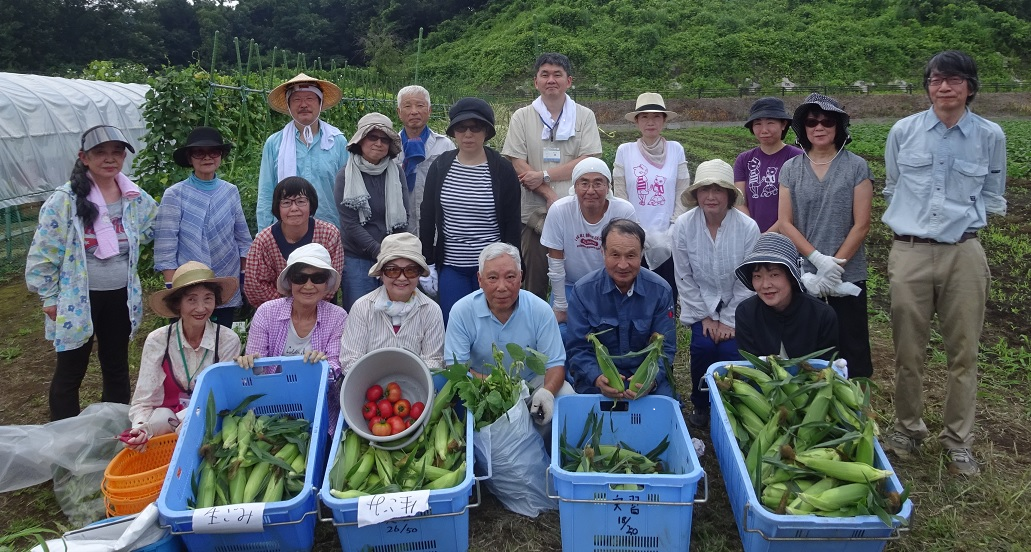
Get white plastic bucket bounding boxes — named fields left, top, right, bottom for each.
left=339, top=347, right=435, bottom=450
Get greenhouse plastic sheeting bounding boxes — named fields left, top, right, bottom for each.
left=0, top=73, right=150, bottom=208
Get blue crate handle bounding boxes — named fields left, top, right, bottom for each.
left=243, top=354, right=322, bottom=372
left=316, top=480, right=482, bottom=526
left=742, top=502, right=910, bottom=541
left=168, top=510, right=319, bottom=535
left=545, top=466, right=708, bottom=506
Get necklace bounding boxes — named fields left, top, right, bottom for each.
left=805, top=148, right=841, bottom=166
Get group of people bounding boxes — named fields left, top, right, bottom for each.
left=26, top=49, right=1004, bottom=478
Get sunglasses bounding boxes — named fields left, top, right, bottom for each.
left=190, top=149, right=223, bottom=159
left=453, top=122, right=486, bottom=134
left=804, top=117, right=837, bottom=128
left=288, top=271, right=330, bottom=285
left=364, top=134, right=392, bottom=145
left=382, top=265, right=422, bottom=279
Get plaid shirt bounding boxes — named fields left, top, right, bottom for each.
left=244, top=219, right=344, bottom=307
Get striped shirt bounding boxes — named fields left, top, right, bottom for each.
left=439, top=160, right=499, bottom=267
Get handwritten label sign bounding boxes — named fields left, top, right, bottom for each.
left=191, top=503, right=266, bottom=533
left=357, top=490, right=430, bottom=527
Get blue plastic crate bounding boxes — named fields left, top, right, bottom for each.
left=705, top=360, right=913, bottom=552
left=157, top=357, right=329, bottom=552
left=548, top=394, right=707, bottom=551
left=319, top=409, right=477, bottom=552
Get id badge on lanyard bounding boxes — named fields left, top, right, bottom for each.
left=543, top=147, right=561, bottom=163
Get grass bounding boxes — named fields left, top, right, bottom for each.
left=2, top=119, right=1031, bottom=551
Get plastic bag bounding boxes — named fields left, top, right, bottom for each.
left=0, top=403, right=130, bottom=526
left=472, top=382, right=557, bottom=517
left=30, top=503, right=169, bottom=552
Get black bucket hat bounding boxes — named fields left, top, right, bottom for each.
left=173, top=127, right=233, bottom=167
left=791, top=93, right=851, bottom=151
left=446, top=98, right=496, bottom=140
left=744, top=97, right=793, bottom=140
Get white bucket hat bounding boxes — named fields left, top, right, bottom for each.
left=277, top=243, right=341, bottom=296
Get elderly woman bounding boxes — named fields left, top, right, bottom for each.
left=244, top=176, right=345, bottom=308
left=238, top=243, right=348, bottom=430
left=671, top=159, right=759, bottom=428
left=26, top=125, right=158, bottom=421
left=734, top=233, right=838, bottom=360
left=123, top=262, right=241, bottom=450
left=154, top=126, right=252, bottom=326
left=778, top=93, right=874, bottom=378
left=335, top=113, right=410, bottom=311
left=613, top=93, right=690, bottom=295
left=419, top=97, right=521, bottom=324
left=339, top=233, right=444, bottom=374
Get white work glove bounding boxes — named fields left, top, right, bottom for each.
left=801, top=273, right=861, bottom=298
left=644, top=227, right=674, bottom=270
left=529, top=387, right=555, bottom=425
left=832, top=358, right=849, bottom=379
left=692, top=437, right=706, bottom=458
left=419, top=266, right=439, bottom=298
left=124, top=426, right=150, bottom=452
left=807, top=250, right=846, bottom=285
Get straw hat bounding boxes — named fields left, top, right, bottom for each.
left=276, top=243, right=341, bottom=296
left=369, top=233, right=430, bottom=277
left=735, top=233, right=804, bottom=292
left=624, top=92, right=678, bottom=122
left=149, top=262, right=238, bottom=318
left=681, top=159, right=741, bottom=208
left=267, top=73, right=343, bottom=115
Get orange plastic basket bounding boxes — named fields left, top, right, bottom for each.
left=104, top=488, right=163, bottom=517
left=102, top=433, right=177, bottom=494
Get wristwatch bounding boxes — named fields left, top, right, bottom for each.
left=542, top=170, right=551, bottom=184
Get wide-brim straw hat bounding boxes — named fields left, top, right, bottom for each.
left=267, top=73, right=343, bottom=115
left=347, top=113, right=402, bottom=158
left=735, top=233, right=804, bottom=292
left=681, top=158, right=742, bottom=208
left=369, top=233, right=430, bottom=277
left=624, top=92, right=678, bottom=122
left=172, top=126, right=233, bottom=167
left=276, top=243, right=341, bottom=296
left=149, top=261, right=238, bottom=318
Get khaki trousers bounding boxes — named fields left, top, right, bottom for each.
left=888, top=238, right=990, bottom=449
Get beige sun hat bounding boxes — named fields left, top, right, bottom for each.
left=347, top=113, right=402, bottom=158
left=369, top=233, right=430, bottom=277
left=267, top=73, right=343, bottom=115
left=624, top=92, right=678, bottom=122
left=149, top=261, right=238, bottom=318
left=681, top=159, right=742, bottom=208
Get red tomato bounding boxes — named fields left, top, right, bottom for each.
left=386, top=415, right=406, bottom=435
left=377, top=399, right=394, bottom=419
left=367, top=416, right=384, bottom=431
left=366, top=384, right=384, bottom=402
left=393, top=399, right=411, bottom=417
left=362, top=401, right=377, bottom=420
left=410, top=401, right=425, bottom=420
left=385, top=382, right=402, bottom=403
left=404, top=417, right=414, bottom=428
left=371, top=419, right=392, bottom=437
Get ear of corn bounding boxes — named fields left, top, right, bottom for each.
left=626, top=333, right=664, bottom=398
left=798, top=483, right=871, bottom=511
left=588, top=331, right=625, bottom=393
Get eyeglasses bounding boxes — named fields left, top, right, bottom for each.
left=804, top=118, right=837, bottom=128
left=288, top=271, right=330, bottom=285
left=364, top=135, right=393, bottom=145
left=927, top=75, right=966, bottom=87
left=576, top=181, right=609, bottom=191
left=452, top=122, right=486, bottom=134
left=279, top=197, right=310, bottom=209
left=190, top=149, right=223, bottom=159
left=382, top=265, right=422, bottom=279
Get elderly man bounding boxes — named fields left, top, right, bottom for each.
left=502, top=53, right=603, bottom=299
left=257, top=73, right=349, bottom=231
left=396, top=85, right=455, bottom=232
left=541, top=157, right=637, bottom=323
left=881, top=51, right=1007, bottom=477
left=445, top=242, right=574, bottom=426
left=565, top=219, right=677, bottom=399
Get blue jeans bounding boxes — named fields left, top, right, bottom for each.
left=689, top=321, right=742, bottom=413
left=341, top=255, right=380, bottom=311
left=439, top=265, right=479, bottom=327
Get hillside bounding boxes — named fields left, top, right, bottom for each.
left=414, top=0, right=1031, bottom=92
